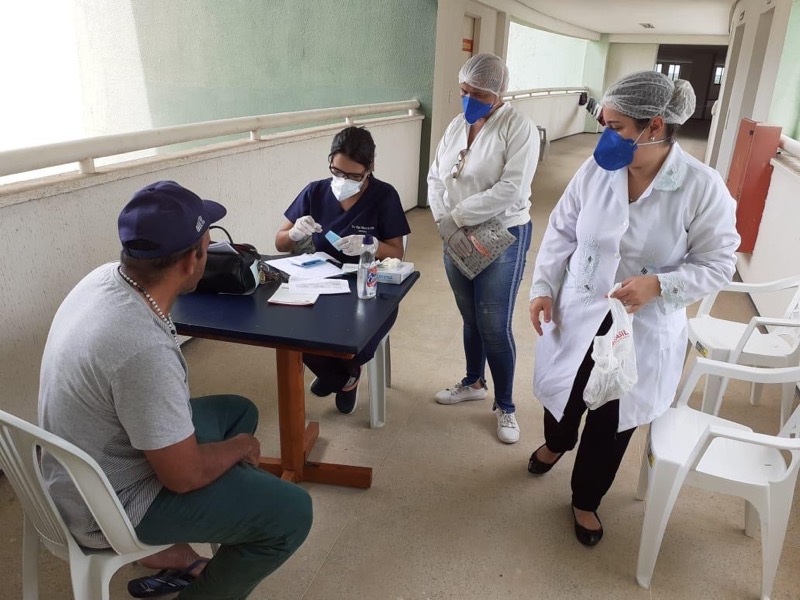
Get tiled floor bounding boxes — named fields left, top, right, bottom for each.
left=4, top=123, right=800, bottom=599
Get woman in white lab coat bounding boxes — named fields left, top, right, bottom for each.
left=428, top=53, right=539, bottom=445
left=527, top=71, right=739, bottom=546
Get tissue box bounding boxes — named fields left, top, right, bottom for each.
left=376, top=261, right=414, bottom=284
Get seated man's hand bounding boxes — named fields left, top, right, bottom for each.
left=289, top=216, right=322, bottom=242
left=236, top=433, right=261, bottom=467
left=334, top=235, right=377, bottom=256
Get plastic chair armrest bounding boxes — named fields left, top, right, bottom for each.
left=730, top=317, right=800, bottom=364
left=686, top=424, right=800, bottom=481
left=675, top=358, right=800, bottom=407
left=724, top=276, right=800, bottom=294
left=697, top=277, right=800, bottom=318
left=705, top=425, right=800, bottom=451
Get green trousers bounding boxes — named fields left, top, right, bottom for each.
left=135, top=395, right=313, bottom=599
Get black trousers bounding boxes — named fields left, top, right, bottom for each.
left=303, top=308, right=398, bottom=394
left=543, top=312, right=636, bottom=512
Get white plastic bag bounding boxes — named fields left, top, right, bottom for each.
left=583, top=284, right=638, bottom=410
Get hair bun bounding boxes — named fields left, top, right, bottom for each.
left=664, top=79, right=696, bottom=124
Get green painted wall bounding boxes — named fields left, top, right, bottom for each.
left=769, top=0, right=800, bottom=139
left=121, top=0, right=436, bottom=203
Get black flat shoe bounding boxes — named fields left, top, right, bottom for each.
left=573, top=508, right=603, bottom=547
left=335, top=378, right=360, bottom=414
left=310, top=377, right=335, bottom=398
left=527, top=443, right=564, bottom=474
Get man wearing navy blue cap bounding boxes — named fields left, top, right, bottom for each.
left=39, top=181, right=312, bottom=598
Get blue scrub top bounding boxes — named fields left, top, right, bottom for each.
left=284, top=176, right=411, bottom=263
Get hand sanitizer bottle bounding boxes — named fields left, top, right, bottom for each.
left=357, top=235, right=378, bottom=300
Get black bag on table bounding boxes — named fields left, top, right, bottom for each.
left=196, top=225, right=261, bottom=294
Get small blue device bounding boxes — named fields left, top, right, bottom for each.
left=325, top=230, right=341, bottom=245
left=298, top=258, right=325, bottom=267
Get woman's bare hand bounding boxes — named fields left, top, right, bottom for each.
left=609, top=275, right=661, bottom=314
left=529, top=297, right=553, bottom=335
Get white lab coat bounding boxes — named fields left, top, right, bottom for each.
left=428, top=103, right=539, bottom=229
left=530, top=142, right=740, bottom=431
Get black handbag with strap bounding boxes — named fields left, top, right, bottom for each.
left=196, top=226, right=261, bottom=294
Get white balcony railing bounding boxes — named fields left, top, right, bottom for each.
left=0, top=99, right=421, bottom=179
left=779, top=134, right=800, bottom=159
left=504, top=86, right=587, bottom=101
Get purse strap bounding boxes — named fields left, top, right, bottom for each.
left=209, top=225, right=234, bottom=244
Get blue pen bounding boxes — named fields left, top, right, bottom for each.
left=298, top=258, right=325, bottom=267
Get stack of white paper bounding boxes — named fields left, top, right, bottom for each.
left=288, top=279, right=350, bottom=295
left=265, top=252, right=343, bottom=280
left=267, top=284, right=319, bottom=306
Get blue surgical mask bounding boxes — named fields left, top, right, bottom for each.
left=462, top=95, right=494, bottom=125
left=593, top=128, right=640, bottom=171
left=593, top=121, right=668, bottom=171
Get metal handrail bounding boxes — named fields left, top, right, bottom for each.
left=504, top=86, right=587, bottom=101
left=0, top=99, right=421, bottom=178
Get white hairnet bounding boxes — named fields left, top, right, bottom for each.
left=458, top=53, right=509, bottom=96
left=601, top=70, right=696, bottom=124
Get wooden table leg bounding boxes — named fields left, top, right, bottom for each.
left=263, top=348, right=372, bottom=489
left=276, top=348, right=306, bottom=481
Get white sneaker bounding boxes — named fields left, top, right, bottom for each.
left=495, top=410, right=520, bottom=444
left=435, top=381, right=488, bottom=405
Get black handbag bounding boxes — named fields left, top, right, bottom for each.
left=196, top=226, right=261, bottom=294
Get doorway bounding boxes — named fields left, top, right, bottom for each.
left=462, top=15, right=477, bottom=61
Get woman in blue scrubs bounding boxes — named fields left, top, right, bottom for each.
left=275, top=126, right=410, bottom=414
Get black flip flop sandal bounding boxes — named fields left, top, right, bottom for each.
left=127, top=558, right=208, bottom=598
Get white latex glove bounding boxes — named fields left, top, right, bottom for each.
left=447, top=229, right=474, bottom=258
left=436, top=213, right=459, bottom=241
left=437, top=213, right=473, bottom=258
left=288, top=215, right=322, bottom=242
left=334, top=234, right=377, bottom=256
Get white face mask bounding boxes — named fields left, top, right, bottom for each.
left=330, top=176, right=364, bottom=202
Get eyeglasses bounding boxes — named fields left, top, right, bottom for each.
left=450, top=149, right=470, bottom=179
left=329, top=164, right=369, bottom=182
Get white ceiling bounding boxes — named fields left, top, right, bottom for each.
left=516, top=0, right=734, bottom=36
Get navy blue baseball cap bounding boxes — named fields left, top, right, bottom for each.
left=118, top=181, right=227, bottom=258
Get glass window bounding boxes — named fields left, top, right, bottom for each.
left=667, top=64, right=681, bottom=81
left=714, top=66, right=725, bottom=85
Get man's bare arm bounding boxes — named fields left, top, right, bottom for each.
left=144, top=433, right=261, bottom=493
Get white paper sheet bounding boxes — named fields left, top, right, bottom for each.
left=267, top=284, right=319, bottom=306
left=265, top=252, right=343, bottom=280
left=288, top=279, right=351, bottom=295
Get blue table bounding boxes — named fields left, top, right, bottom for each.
left=172, top=272, right=420, bottom=488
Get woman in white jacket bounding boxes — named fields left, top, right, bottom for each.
left=527, top=71, right=739, bottom=546
left=428, top=53, right=539, bottom=445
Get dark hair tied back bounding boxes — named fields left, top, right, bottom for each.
left=329, top=126, right=376, bottom=170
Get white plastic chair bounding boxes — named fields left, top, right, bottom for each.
left=688, top=275, right=800, bottom=425
left=635, top=358, right=800, bottom=600
left=0, top=409, right=171, bottom=600
left=366, top=234, right=408, bottom=428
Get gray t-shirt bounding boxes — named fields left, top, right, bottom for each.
left=38, top=263, right=194, bottom=548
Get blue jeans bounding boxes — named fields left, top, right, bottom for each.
left=443, top=222, right=532, bottom=413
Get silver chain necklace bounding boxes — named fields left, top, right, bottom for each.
left=118, top=266, right=179, bottom=345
